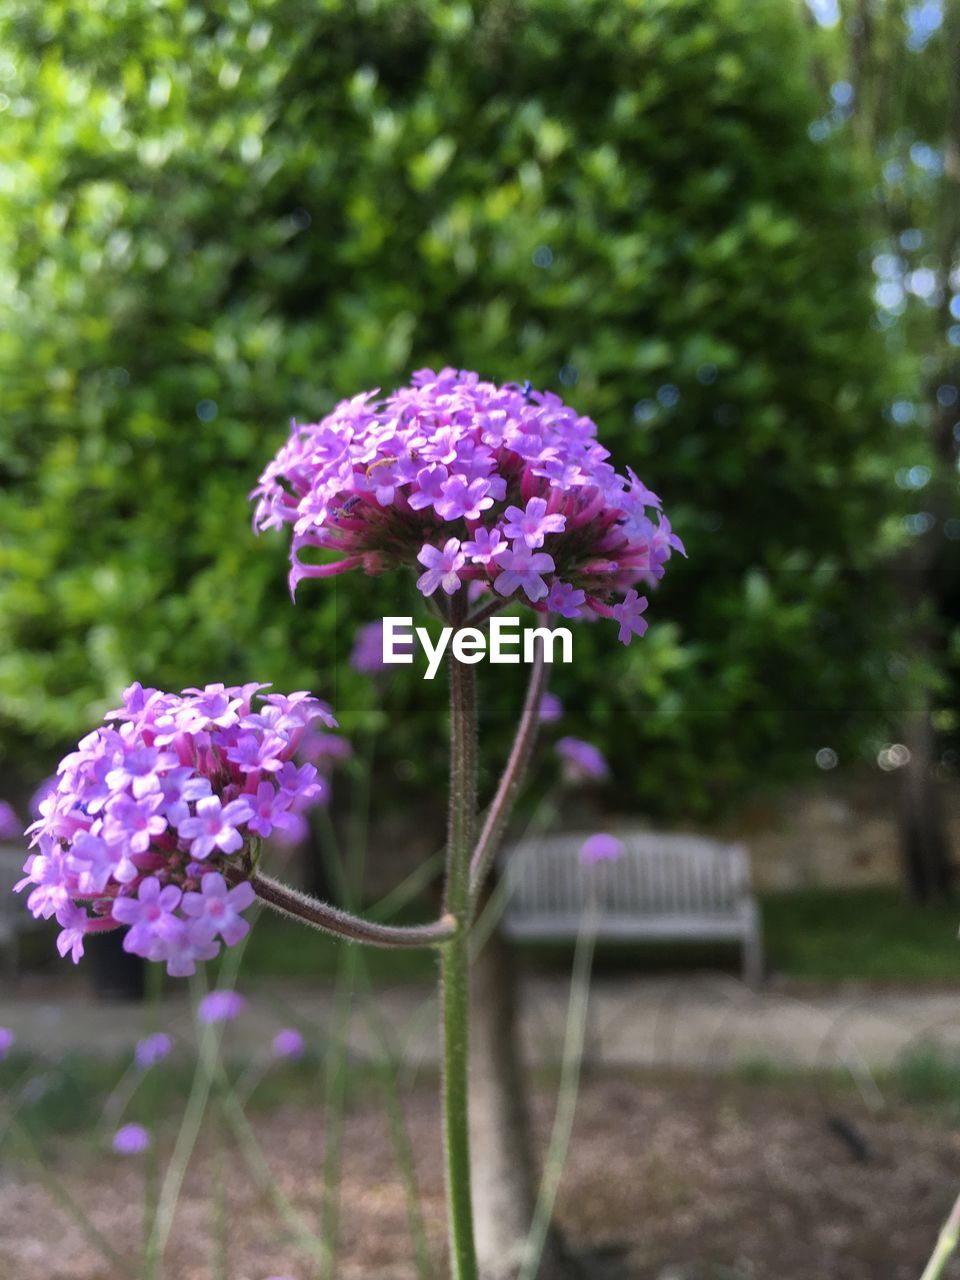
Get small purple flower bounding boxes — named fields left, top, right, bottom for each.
left=105, top=747, right=175, bottom=799
left=104, top=793, right=167, bottom=855
left=135, top=1032, right=173, bottom=1069
left=112, top=1123, right=151, bottom=1155
left=503, top=497, right=566, bottom=549
left=159, top=768, right=213, bottom=828
left=416, top=538, right=466, bottom=597
left=611, top=589, right=649, bottom=645
left=198, top=990, right=247, bottom=1024
left=545, top=580, right=586, bottom=619
left=55, top=901, right=89, bottom=964
left=178, top=796, right=253, bottom=860
left=0, top=1028, right=14, bottom=1059
left=435, top=475, right=494, bottom=521
left=65, top=830, right=117, bottom=894
left=580, top=833, right=624, bottom=865
left=493, top=546, right=555, bottom=602
left=272, top=1027, right=306, bottom=1060
left=182, top=872, right=256, bottom=946
left=407, top=463, right=448, bottom=512
left=163, top=921, right=220, bottom=979
left=555, top=737, right=609, bottom=783
left=111, top=877, right=183, bottom=957
left=538, top=692, right=564, bottom=724
left=275, top=761, right=323, bottom=806
left=0, top=800, right=21, bottom=839
left=225, top=732, right=287, bottom=775
left=462, top=526, right=504, bottom=564
left=351, top=621, right=388, bottom=675
left=245, top=781, right=296, bottom=839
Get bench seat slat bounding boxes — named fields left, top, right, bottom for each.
left=500, top=832, right=764, bottom=984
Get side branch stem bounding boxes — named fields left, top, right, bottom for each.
left=467, top=642, right=548, bottom=909
left=921, top=1188, right=960, bottom=1280
left=242, top=870, right=456, bottom=949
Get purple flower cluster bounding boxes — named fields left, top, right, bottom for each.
left=252, top=370, right=684, bottom=643
left=16, top=683, right=336, bottom=976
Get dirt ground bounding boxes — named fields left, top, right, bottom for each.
left=1, top=1071, right=959, bottom=1280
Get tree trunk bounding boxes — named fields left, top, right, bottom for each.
left=470, top=881, right=577, bottom=1280
left=899, top=701, right=953, bottom=901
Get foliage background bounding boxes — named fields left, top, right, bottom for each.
left=0, top=0, right=919, bottom=817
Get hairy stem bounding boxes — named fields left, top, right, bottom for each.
left=441, top=590, right=479, bottom=1280
left=240, top=870, right=456, bottom=948
left=467, top=640, right=548, bottom=909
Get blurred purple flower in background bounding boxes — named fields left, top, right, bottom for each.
left=555, top=737, right=609, bottom=783
left=135, top=1031, right=173, bottom=1069
left=580, top=833, right=624, bottom=865
left=538, top=692, right=564, bottom=725
left=29, top=777, right=57, bottom=819
left=0, top=1028, right=14, bottom=1059
left=272, top=1028, right=306, bottom=1060
left=112, top=1123, right=151, bottom=1155
left=350, top=620, right=412, bottom=676
left=0, top=801, right=21, bottom=839
left=198, top=990, right=247, bottom=1024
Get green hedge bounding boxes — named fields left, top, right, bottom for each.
left=0, top=0, right=904, bottom=814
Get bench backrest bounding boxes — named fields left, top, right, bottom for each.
left=502, top=833, right=752, bottom=919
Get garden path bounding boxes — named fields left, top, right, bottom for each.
left=2, top=974, right=959, bottom=1077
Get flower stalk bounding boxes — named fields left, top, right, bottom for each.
left=440, top=591, right=480, bottom=1280
left=920, top=1188, right=960, bottom=1280
left=240, top=869, right=457, bottom=948
left=468, top=638, right=548, bottom=910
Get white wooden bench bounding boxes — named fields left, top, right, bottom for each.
left=0, top=843, right=45, bottom=980
left=499, top=832, right=764, bottom=985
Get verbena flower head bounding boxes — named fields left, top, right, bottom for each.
left=556, top=737, right=609, bottom=783
left=16, top=683, right=335, bottom=977
left=252, top=369, right=684, bottom=643
left=0, top=1028, right=13, bottom=1060
left=349, top=619, right=412, bottom=676
left=198, top=989, right=246, bottom=1024
left=0, top=801, right=21, bottom=840
left=580, top=833, right=624, bottom=865
left=538, top=692, right=564, bottom=725
left=135, top=1032, right=173, bottom=1069
left=112, top=1123, right=151, bottom=1155
left=272, top=1027, right=306, bottom=1060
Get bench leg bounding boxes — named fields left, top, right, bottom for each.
left=742, top=906, right=764, bottom=988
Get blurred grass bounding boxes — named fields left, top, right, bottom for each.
left=8, top=1046, right=960, bottom=1146
left=0, top=1051, right=385, bottom=1147
left=760, top=888, right=960, bottom=981
left=235, top=887, right=960, bottom=983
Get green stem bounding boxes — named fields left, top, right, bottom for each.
left=467, top=639, right=548, bottom=910
left=440, top=591, right=479, bottom=1280
left=921, top=1188, right=960, bottom=1280
left=519, top=907, right=597, bottom=1280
